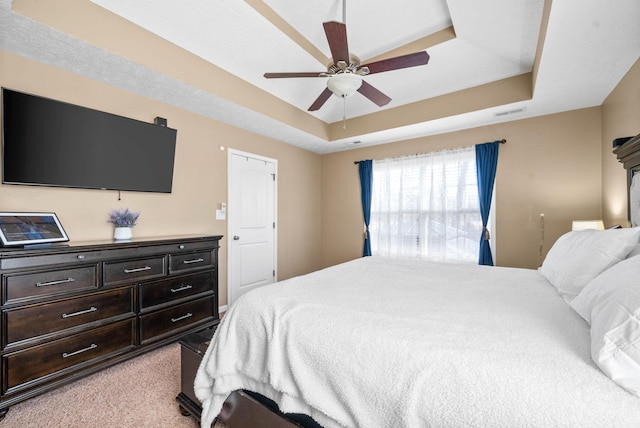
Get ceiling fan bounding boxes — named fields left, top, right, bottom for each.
left=263, top=6, right=430, bottom=112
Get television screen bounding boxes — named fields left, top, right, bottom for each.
left=1, top=88, right=177, bottom=193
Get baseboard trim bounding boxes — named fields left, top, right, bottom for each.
left=219, top=304, right=228, bottom=315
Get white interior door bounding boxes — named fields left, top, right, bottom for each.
left=228, top=150, right=277, bottom=306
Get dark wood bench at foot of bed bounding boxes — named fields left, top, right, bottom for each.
left=216, top=390, right=306, bottom=428
left=176, top=328, right=319, bottom=428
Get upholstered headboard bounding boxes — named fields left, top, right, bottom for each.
left=613, top=134, right=640, bottom=225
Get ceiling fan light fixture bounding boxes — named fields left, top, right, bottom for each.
left=327, top=72, right=362, bottom=98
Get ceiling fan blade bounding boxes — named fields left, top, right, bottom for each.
left=362, top=51, right=430, bottom=75
left=264, top=72, right=325, bottom=78
left=323, top=21, right=350, bottom=63
left=308, top=87, right=333, bottom=111
left=357, top=81, right=392, bottom=107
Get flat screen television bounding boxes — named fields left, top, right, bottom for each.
left=1, top=88, right=177, bottom=193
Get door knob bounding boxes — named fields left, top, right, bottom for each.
left=233, top=235, right=240, bottom=240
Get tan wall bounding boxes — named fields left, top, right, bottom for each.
left=601, top=58, right=640, bottom=226
left=2, top=52, right=636, bottom=302
left=321, top=108, right=603, bottom=270
left=0, top=51, right=323, bottom=306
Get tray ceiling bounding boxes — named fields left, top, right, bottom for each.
left=2, top=0, right=639, bottom=153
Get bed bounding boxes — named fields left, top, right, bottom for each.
left=195, top=244, right=640, bottom=427
left=195, top=135, right=640, bottom=427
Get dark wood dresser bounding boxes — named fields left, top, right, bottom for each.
left=0, top=234, right=222, bottom=419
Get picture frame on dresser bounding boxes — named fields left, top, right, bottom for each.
left=0, top=212, right=69, bottom=247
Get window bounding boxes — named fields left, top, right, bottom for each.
left=370, top=146, right=482, bottom=262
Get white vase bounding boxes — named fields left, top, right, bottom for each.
left=114, top=227, right=132, bottom=240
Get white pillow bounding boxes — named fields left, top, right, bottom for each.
left=570, top=255, right=640, bottom=396
left=627, top=244, right=640, bottom=259
left=539, top=227, right=640, bottom=300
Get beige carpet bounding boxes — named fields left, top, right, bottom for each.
left=2, top=343, right=207, bottom=428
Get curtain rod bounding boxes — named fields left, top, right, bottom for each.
left=354, top=139, right=506, bottom=164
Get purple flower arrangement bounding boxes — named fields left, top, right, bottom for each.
left=108, top=208, right=140, bottom=228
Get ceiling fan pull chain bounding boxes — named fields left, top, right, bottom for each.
left=343, top=95, right=347, bottom=129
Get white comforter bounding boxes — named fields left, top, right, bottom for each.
left=194, top=257, right=640, bottom=427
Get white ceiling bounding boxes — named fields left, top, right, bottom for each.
left=2, top=0, right=640, bottom=154
left=87, top=0, right=541, bottom=123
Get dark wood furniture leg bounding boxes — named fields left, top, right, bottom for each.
left=176, top=326, right=218, bottom=421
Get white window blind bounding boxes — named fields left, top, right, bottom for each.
left=370, top=146, right=481, bottom=262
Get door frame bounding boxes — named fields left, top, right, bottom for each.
left=226, top=148, right=278, bottom=308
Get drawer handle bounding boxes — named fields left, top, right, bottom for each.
left=182, top=258, right=204, bottom=265
left=62, top=343, right=97, bottom=359
left=123, top=266, right=152, bottom=274
left=171, top=312, right=193, bottom=323
left=62, top=306, right=98, bottom=319
left=170, top=284, right=193, bottom=293
left=36, top=278, right=75, bottom=287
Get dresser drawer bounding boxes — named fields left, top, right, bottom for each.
left=2, top=319, right=136, bottom=394
left=3, top=286, right=135, bottom=348
left=169, top=251, right=213, bottom=274
left=139, top=296, right=215, bottom=345
left=103, top=256, right=166, bottom=285
left=139, top=272, right=213, bottom=311
left=138, top=240, right=219, bottom=258
left=2, top=265, right=98, bottom=305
